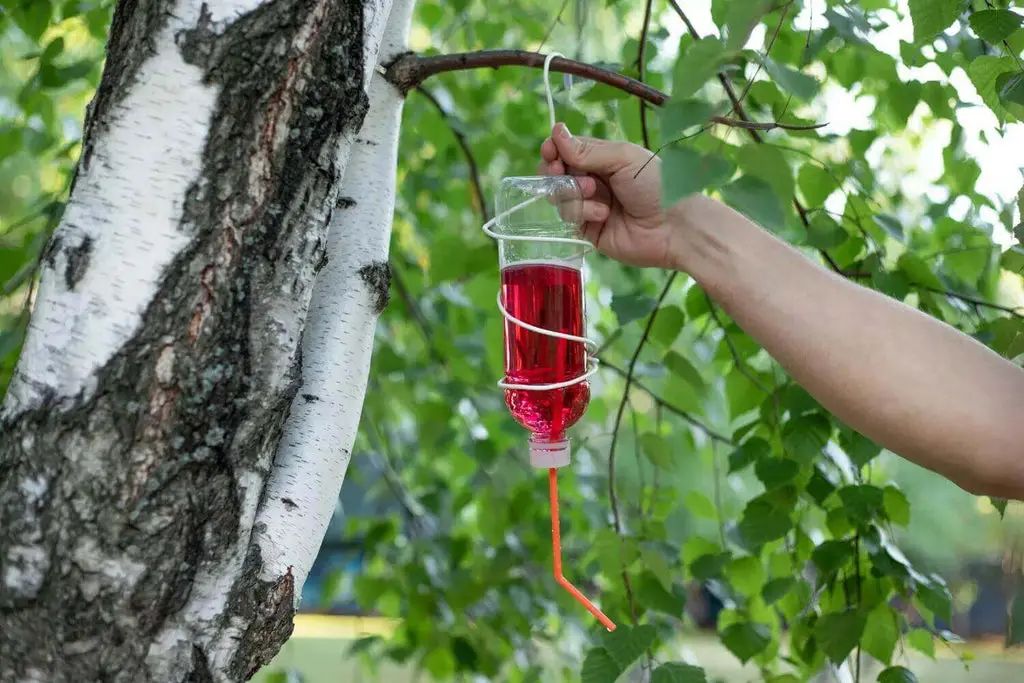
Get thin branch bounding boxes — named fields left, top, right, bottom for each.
left=414, top=86, right=490, bottom=222
left=607, top=274, right=678, bottom=627
left=637, top=0, right=656, bottom=149
left=710, top=115, right=826, bottom=132
left=598, top=360, right=734, bottom=445
left=537, top=0, right=571, bottom=54
left=705, top=294, right=772, bottom=395
left=385, top=50, right=668, bottom=105
left=917, top=285, right=1024, bottom=319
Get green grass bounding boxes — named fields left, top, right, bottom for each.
left=255, top=634, right=1024, bottom=682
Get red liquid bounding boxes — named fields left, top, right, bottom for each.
left=501, top=262, right=590, bottom=441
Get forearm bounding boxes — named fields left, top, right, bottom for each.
left=668, top=196, right=1024, bottom=499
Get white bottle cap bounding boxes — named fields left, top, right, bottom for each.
left=529, top=438, right=571, bottom=469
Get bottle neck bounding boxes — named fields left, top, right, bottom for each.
left=529, top=436, right=571, bottom=469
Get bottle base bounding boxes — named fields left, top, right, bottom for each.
left=529, top=437, right=571, bottom=469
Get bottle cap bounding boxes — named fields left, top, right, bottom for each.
left=529, top=437, right=571, bottom=469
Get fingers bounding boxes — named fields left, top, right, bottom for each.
left=550, top=122, right=647, bottom=175
left=541, top=137, right=558, bottom=163
left=582, top=200, right=610, bottom=223
left=536, top=159, right=566, bottom=176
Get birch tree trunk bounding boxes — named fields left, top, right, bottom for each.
left=0, top=0, right=411, bottom=680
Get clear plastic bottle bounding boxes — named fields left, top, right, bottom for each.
left=494, top=176, right=592, bottom=469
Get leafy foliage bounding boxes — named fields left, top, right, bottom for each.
left=3, top=0, right=1024, bottom=682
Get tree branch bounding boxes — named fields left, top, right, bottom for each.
left=413, top=86, right=490, bottom=222
left=637, top=0, right=656, bottom=149
left=597, top=359, right=734, bottom=445
left=385, top=50, right=668, bottom=104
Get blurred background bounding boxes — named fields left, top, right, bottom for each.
left=4, top=0, right=1024, bottom=681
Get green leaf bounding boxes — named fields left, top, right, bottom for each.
left=650, top=305, right=686, bottom=348
left=873, top=214, right=905, bottom=241
left=661, top=99, right=714, bottom=135
left=581, top=647, right=622, bottom=683
left=883, top=486, right=911, bottom=526
left=673, top=38, right=727, bottom=100
left=13, top=2, right=52, bottom=41
left=997, top=71, right=1024, bottom=107
left=897, top=252, right=944, bottom=289
left=738, top=499, right=792, bottom=549
left=908, top=0, right=963, bottom=43
left=720, top=622, right=771, bottom=663
left=798, top=164, right=838, bottom=207
left=760, top=56, right=820, bottom=100
left=755, top=458, right=799, bottom=490
left=838, top=484, right=886, bottom=525
left=969, top=9, right=1024, bottom=43
left=781, top=414, right=831, bottom=463
left=720, top=175, right=787, bottom=233
left=641, top=433, right=674, bottom=469
left=727, top=555, right=765, bottom=597
left=661, top=146, right=734, bottom=205
left=664, top=350, right=705, bottom=391
left=651, top=663, right=707, bottom=683
left=908, top=628, right=935, bottom=658
left=738, top=145, right=794, bottom=200
left=812, top=540, right=855, bottom=576
left=724, top=0, right=773, bottom=49
left=611, top=293, right=655, bottom=325
left=685, top=490, right=718, bottom=520
left=690, top=552, right=730, bottom=580
left=991, top=497, right=1010, bottom=519
left=602, top=624, right=657, bottom=670
left=878, top=667, right=918, bottom=683
left=729, top=437, right=771, bottom=473
left=840, top=430, right=882, bottom=468
left=968, top=56, right=1024, bottom=122
left=816, top=610, right=867, bottom=664
left=862, top=604, right=900, bottom=664
left=762, top=577, right=795, bottom=605
left=916, top=577, right=954, bottom=624
left=637, top=571, right=687, bottom=616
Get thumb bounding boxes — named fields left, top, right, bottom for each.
left=551, top=123, right=638, bottom=175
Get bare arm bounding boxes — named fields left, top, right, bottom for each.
left=669, top=195, right=1024, bottom=500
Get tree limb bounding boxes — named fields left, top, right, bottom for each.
left=637, top=0, right=656, bottom=149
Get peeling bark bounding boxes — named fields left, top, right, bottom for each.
left=0, top=0, right=395, bottom=680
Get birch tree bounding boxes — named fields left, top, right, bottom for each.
left=2, top=0, right=1024, bottom=682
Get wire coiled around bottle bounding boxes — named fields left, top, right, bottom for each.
left=480, top=53, right=599, bottom=393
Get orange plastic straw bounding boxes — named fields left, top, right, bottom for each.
left=548, top=467, right=617, bottom=631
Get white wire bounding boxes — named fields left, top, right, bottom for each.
left=482, top=52, right=600, bottom=393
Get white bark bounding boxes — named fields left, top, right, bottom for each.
left=254, top=0, right=417, bottom=594
left=1, top=1, right=239, bottom=419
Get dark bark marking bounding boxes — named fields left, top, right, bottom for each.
left=359, top=261, right=392, bottom=314
left=64, top=236, right=94, bottom=291
left=337, top=196, right=356, bottom=209
left=280, top=497, right=297, bottom=509
left=300, top=393, right=319, bottom=403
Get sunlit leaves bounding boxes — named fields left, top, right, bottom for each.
left=862, top=603, right=900, bottom=664
left=672, top=38, right=727, bottom=100
left=908, top=0, right=963, bottom=43
left=997, top=71, right=1024, bottom=107
left=969, top=9, right=1024, bottom=44
left=759, top=55, right=821, bottom=100
left=968, top=56, right=1024, bottom=122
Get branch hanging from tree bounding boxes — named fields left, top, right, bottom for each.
left=636, top=0, right=656, bottom=149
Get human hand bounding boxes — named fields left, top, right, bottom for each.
left=538, top=123, right=680, bottom=269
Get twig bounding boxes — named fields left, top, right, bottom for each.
left=607, top=274, right=678, bottom=627
left=637, top=0, right=656, bottom=149
left=537, top=0, right=571, bottom=54
left=705, top=294, right=772, bottom=395
left=917, top=285, right=1024, bottom=319
left=413, top=87, right=490, bottom=222
left=710, top=115, right=826, bottom=131
left=597, top=360, right=734, bottom=444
